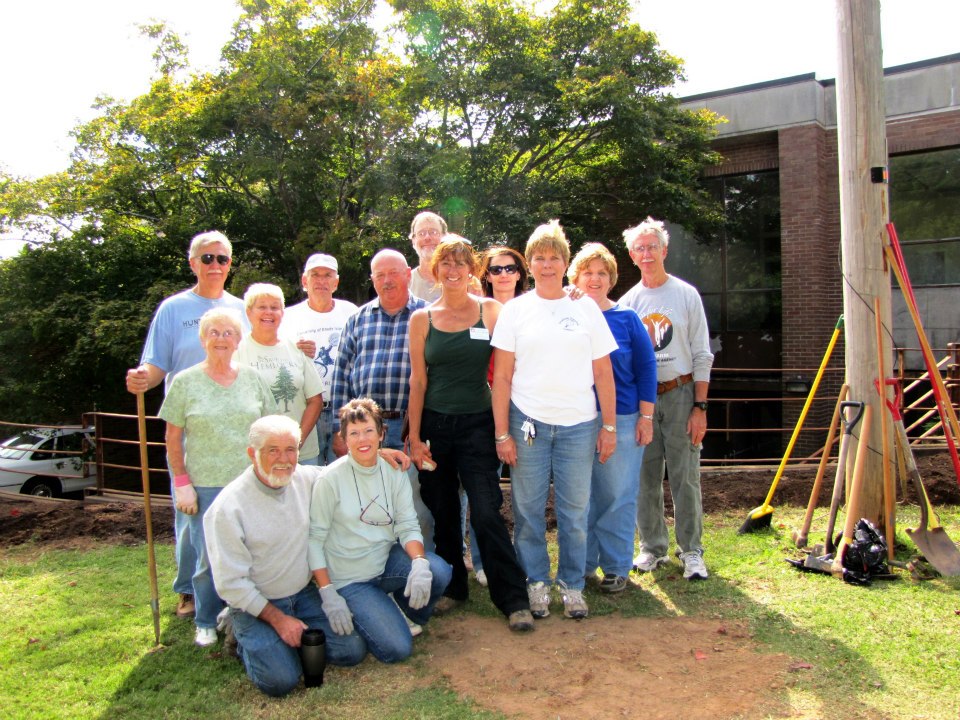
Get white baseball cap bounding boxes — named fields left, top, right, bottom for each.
left=303, top=253, right=338, bottom=273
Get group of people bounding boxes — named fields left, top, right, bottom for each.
left=125, top=211, right=714, bottom=697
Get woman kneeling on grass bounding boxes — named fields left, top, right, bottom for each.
left=308, top=398, right=452, bottom=662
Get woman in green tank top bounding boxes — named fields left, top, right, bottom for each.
left=407, top=236, right=535, bottom=632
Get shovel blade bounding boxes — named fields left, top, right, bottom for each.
left=906, top=527, right=960, bottom=576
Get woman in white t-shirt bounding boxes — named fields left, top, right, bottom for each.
left=236, top=284, right=324, bottom=464
left=490, top=220, right=618, bottom=622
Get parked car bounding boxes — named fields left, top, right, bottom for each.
left=0, top=427, right=95, bottom=497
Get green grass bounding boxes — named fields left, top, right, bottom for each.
left=2, top=505, right=959, bottom=720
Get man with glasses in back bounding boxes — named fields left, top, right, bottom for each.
left=126, top=230, right=248, bottom=618
left=408, top=211, right=447, bottom=303
left=619, top=218, right=714, bottom=581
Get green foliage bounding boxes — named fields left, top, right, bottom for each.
left=0, top=0, right=723, bottom=421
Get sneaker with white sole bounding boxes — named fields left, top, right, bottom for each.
left=557, top=580, right=589, bottom=619
left=526, top=581, right=551, bottom=618
left=195, top=626, right=218, bottom=647
left=599, top=574, right=628, bottom=594
left=404, top=614, right=423, bottom=637
left=475, top=569, right=488, bottom=587
left=679, top=551, right=709, bottom=580
left=632, top=550, right=669, bottom=573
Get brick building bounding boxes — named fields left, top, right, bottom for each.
left=668, top=54, right=960, bottom=460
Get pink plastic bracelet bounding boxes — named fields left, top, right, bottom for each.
left=173, top=474, right=192, bottom=487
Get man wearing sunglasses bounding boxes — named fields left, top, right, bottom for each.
left=126, top=230, right=249, bottom=619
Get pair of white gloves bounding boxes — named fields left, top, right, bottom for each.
left=319, top=557, right=433, bottom=635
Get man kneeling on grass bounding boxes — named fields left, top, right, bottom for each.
left=204, top=415, right=366, bottom=696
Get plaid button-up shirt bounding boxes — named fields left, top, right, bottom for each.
left=331, top=293, right=426, bottom=426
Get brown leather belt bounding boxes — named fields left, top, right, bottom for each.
left=657, top=373, right=693, bottom=396
left=381, top=410, right=404, bottom=419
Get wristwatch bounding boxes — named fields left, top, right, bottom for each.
left=692, top=401, right=708, bottom=412
left=601, top=424, right=617, bottom=433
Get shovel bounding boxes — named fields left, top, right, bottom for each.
left=831, top=405, right=872, bottom=577
left=888, top=400, right=960, bottom=576
left=824, top=400, right=865, bottom=555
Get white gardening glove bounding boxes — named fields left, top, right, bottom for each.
left=403, top=557, right=433, bottom=610
left=319, top=585, right=354, bottom=636
left=174, top=483, right=198, bottom=515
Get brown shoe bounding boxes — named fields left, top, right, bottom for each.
left=432, top=596, right=465, bottom=616
left=176, top=593, right=195, bottom=618
left=508, top=609, right=535, bottom=632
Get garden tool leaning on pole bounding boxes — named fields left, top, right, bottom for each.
left=881, top=379, right=960, bottom=576
left=739, top=315, right=844, bottom=534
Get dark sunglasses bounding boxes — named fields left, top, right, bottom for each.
left=199, top=253, right=231, bottom=265
left=488, top=264, right=519, bottom=276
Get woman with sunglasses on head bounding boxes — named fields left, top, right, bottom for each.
left=406, top=236, right=535, bottom=632
left=308, top=398, right=451, bottom=663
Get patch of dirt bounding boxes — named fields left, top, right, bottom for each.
left=0, top=451, right=955, bottom=549
left=424, top=614, right=789, bottom=720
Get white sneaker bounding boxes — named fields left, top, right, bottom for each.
left=475, top=569, right=488, bottom=587
left=680, top=551, right=709, bottom=580
left=527, top=581, right=551, bottom=618
left=404, top=614, right=423, bottom=637
left=195, top=626, right=218, bottom=647
left=632, top=550, right=669, bottom=573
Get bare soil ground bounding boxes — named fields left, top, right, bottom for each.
left=1, top=452, right=956, bottom=720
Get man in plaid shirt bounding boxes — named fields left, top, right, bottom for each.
left=330, top=248, right=433, bottom=547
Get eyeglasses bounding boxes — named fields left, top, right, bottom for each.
left=206, top=328, right=237, bottom=339
left=415, top=228, right=441, bottom=239
left=352, top=467, right=393, bottom=526
left=199, top=253, right=231, bottom=265
left=632, top=244, right=661, bottom=254
left=488, top=264, right=519, bottom=276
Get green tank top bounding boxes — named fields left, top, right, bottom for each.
left=423, top=303, right=493, bottom=414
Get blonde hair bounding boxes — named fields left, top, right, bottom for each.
left=243, top=283, right=285, bottom=312
left=567, top=242, right=618, bottom=288
left=525, top=219, right=570, bottom=265
left=429, top=234, right=478, bottom=280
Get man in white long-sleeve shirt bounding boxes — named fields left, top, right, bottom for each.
left=619, top=218, right=714, bottom=581
left=204, top=415, right=364, bottom=697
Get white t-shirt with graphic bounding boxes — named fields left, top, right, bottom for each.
left=235, top=336, right=324, bottom=460
left=279, top=299, right=358, bottom=402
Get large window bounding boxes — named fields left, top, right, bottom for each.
left=668, top=171, right=782, bottom=369
left=890, top=147, right=960, bottom=286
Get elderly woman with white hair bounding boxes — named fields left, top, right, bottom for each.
left=236, top=283, right=324, bottom=465
left=159, top=307, right=277, bottom=647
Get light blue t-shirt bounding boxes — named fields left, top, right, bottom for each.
left=140, top=288, right=248, bottom=394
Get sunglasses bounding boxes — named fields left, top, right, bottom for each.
left=199, top=253, right=231, bottom=265
left=488, top=264, right=519, bottom=276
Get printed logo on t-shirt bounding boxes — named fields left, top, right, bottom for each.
left=558, top=317, right=580, bottom=331
left=641, top=312, right=673, bottom=352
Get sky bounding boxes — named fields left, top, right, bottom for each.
left=1, top=0, right=958, bottom=254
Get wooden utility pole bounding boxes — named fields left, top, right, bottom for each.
left=835, top=0, right=893, bottom=528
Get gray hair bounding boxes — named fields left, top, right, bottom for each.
left=248, top=415, right=302, bottom=451
left=408, top=211, right=448, bottom=240
left=189, top=230, right=233, bottom=259
left=623, top=217, right=670, bottom=251
left=198, top=307, right=243, bottom=338
left=243, top=283, right=285, bottom=312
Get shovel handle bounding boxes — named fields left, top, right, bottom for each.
left=832, top=405, right=871, bottom=576
left=839, top=400, right=865, bottom=434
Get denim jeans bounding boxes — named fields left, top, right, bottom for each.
left=337, top=543, right=451, bottom=663
left=230, top=583, right=365, bottom=697
left=187, top=486, right=226, bottom=629
left=509, top=403, right=598, bottom=590
left=316, top=404, right=336, bottom=465
left=587, top=412, right=645, bottom=578
left=636, top=383, right=704, bottom=557
left=167, top=465, right=196, bottom=597
left=418, top=409, right=528, bottom=616
left=382, top=416, right=435, bottom=553
left=299, top=456, right=320, bottom=467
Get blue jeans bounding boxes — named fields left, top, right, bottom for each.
left=509, top=403, right=598, bottom=590
left=168, top=466, right=196, bottom=597
left=187, top=486, right=226, bottom=629
left=316, top=405, right=336, bottom=465
left=587, top=412, right=645, bottom=578
left=299, top=456, right=320, bottom=466
left=637, top=383, right=704, bottom=557
left=382, top=416, right=435, bottom=553
left=230, top=584, right=365, bottom=697
left=338, top=544, right=451, bottom=663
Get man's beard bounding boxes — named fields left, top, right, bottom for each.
left=254, top=455, right=294, bottom=488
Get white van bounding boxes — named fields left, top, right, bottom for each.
left=0, top=427, right=95, bottom=497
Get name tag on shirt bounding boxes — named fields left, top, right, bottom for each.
left=469, top=327, right=490, bottom=341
